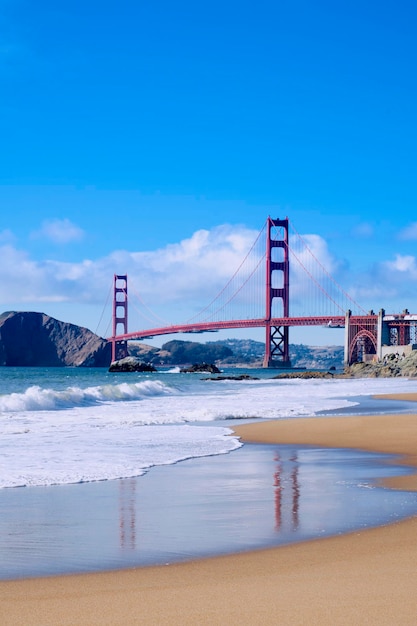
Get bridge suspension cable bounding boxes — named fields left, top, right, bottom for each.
left=109, top=215, right=372, bottom=354
left=95, top=280, right=113, bottom=338
left=193, top=253, right=266, bottom=324
left=286, top=218, right=367, bottom=317
left=184, top=222, right=267, bottom=324
left=128, top=280, right=172, bottom=327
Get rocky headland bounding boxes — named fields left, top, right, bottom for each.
left=271, top=351, right=417, bottom=379
left=343, top=350, right=417, bottom=378
left=0, top=311, right=110, bottom=367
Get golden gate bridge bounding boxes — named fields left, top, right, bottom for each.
left=108, top=217, right=417, bottom=367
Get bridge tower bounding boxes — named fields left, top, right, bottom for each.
left=263, top=217, right=291, bottom=368
left=111, top=274, right=129, bottom=362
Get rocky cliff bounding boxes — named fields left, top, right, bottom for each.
left=0, top=311, right=111, bottom=367
left=344, top=350, right=417, bottom=378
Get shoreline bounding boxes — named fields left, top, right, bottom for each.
left=1, top=395, right=417, bottom=624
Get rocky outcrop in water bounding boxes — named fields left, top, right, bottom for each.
left=202, top=374, right=260, bottom=381
left=108, top=357, right=157, bottom=372
left=180, top=362, right=221, bottom=373
left=0, top=311, right=111, bottom=367
left=272, top=371, right=335, bottom=379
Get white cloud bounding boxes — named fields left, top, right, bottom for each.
left=345, top=255, right=417, bottom=312
left=398, top=222, right=417, bottom=241
left=384, top=254, right=417, bottom=277
left=3, top=224, right=417, bottom=335
left=0, top=225, right=264, bottom=325
left=0, top=245, right=63, bottom=303
left=110, top=225, right=265, bottom=315
left=286, top=233, right=352, bottom=315
left=289, top=233, right=342, bottom=298
left=31, top=218, right=85, bottom=244
left=290, top=233, right=339, bottom=276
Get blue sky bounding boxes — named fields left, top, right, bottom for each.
left=0, top=1, right=416, bottom=346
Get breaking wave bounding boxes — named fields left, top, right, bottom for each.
left=0, top=379, right=176, bottom=413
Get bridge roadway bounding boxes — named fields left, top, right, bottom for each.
left=108, top=315, right=375, bottom=343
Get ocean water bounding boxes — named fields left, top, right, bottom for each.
left=1, top=443, right=417, bottom=580
left=1, top=366, right=417, bottom=579
left=1, top=366, right=417, bottom=489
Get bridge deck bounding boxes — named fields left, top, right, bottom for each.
left=109, top=315, right=377, bottom=342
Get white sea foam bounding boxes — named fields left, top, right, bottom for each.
left=0, top=379, right=174, bottom=413
left=2, top=373, right=417, bottom=489
left=0, top=422, right=239, bottom=489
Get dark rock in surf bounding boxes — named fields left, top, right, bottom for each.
left=202, top=374, right=260, bottom=381
left=109, top=357, right=157, bottom=372
left=180, top=362, right=221, bottom=374
left=272, top=370, right=334, bottom=379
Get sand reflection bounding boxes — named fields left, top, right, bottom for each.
left=274, top=451, right=300, bottom=531
left=1, top=442, right=417, bottom=580
left=119, top=479, right=137, bottom=550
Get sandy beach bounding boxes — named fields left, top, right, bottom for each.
left=1, top=393, right=417, bottom=625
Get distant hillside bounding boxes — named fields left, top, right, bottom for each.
left=0, top=312, right=344, bottom=370
left=205, top=339, right=344, bottom=369
left=128, top=338, right=344, bottom=370
left=128, top=339, right=233, bottom=366
left=289, top=344, right=344, bottom=370
left=0, top=311, right=111, bottom=367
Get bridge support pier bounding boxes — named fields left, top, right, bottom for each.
left=343, top=310, right=351, bottom=366
left=344, top=310, right=379, bottom=365
left=263, top=323, right=290, bottom=368
left=263, top=217, right=291, bottom=368
left=111, top=274, right=129, bottom=362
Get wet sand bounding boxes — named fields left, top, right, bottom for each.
left=1, top=396, right=417, bottom=625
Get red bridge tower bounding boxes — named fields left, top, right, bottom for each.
left=111, top=274, right=129, bottom=362
left=263, top=217, right=291, bottom=368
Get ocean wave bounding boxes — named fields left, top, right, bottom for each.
left=0, top=423, right=241, bottom=489
left=0, top=379, right=176, bottom=413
